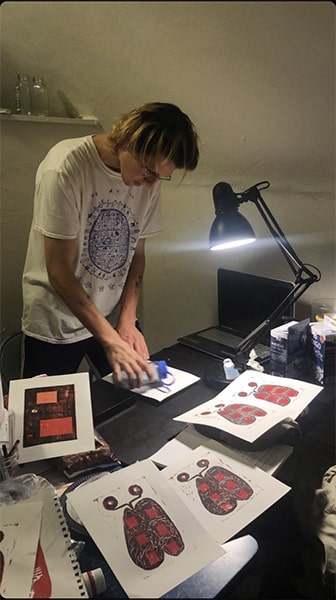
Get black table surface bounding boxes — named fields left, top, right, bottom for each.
left=92, top=342, right=332, bottom=465
left=83, top=343, right=334, bottom=598
left=77, top=532, right=258, bottom=599
left=93, top=344, right=228, bottom=464
left=82, top=345, right=264, bottom=598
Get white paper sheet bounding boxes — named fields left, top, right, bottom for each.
left=0, top=501, right=42, bottom=598
left=150, top=424, right=293, bottom=474
left=174, top=370, right=322, bottom=442
left=162, top=445, right=291, bottom=544
left=8, top=372, right=95, bottom=463
left=103, top=366, right=200, bottom=402
left=67, top=459, right=224, bottom=598
left=19, top=478, right=88, bottom=598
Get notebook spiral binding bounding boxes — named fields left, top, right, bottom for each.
left=53, top=494, right=88, bottom=597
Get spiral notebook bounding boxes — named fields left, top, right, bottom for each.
left=0, top=475, right=88, bottom=598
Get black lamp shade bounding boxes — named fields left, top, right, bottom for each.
left=207, top=180, right=320, bottom=360
left=209, top=212, right=256, bottom=250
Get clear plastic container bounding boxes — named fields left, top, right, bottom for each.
left=31, top=76, right=49, bottom=116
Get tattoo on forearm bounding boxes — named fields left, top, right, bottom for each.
left=135, top=275, right=143, bottom=289
left=80, top=293, right=93, bottom=306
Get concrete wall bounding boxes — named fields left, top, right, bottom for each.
left=1, top=1, right=335, bottom=352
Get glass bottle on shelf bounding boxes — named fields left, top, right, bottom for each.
left=31, top=76, right=49, bottom=116
left=15, top=73, right=32, bottom=115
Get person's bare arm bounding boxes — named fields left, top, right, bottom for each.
left=44, top=236, right=153, bottom=386
left=116, top=238, right=150, bottom=360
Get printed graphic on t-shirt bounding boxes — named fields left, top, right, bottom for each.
left=81, top=197, right=140, bottom=282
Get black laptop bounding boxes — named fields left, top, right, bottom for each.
left=177, top=268, right=295, bottom=362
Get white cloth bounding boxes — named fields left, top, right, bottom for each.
left=22, top=135, right=162, bottom=343
left=291, top=464, right=336, bottom=599
left=315, top=465, right=336, bottom=592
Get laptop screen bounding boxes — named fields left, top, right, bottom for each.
left=217, top=268, right=295, bottom=336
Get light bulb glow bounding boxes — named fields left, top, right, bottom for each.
left=210, top=237, right=256, bottom=251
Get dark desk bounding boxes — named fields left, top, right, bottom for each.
left=87, top=343, right=334, bottom=599
left=80, top=345, right=262, bottom=598
left=93, top=346, right=218, bottom=464
left=78, top=533, right=258, bottom=599
left=92, top=342, right=332, bottom=464
left=93, top=343, right=250, bottom=463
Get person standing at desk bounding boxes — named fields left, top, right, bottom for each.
left=21, top=102, right=199, bottom=387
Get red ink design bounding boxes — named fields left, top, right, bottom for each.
left=253, top=384, right=298, bottom=406
left=177, top=459, right=253, bottom=515
left=218, top=403, right=266, bottom=424
left=39, top=416, right=73, bottom=437
left=30, top=540, right=52, bottom=598
left=102, top=486, right=184, bottom=570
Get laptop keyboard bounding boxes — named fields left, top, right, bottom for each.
left=198, top=328, right=270, bottom=359
left=198, top=328, right=242, bottom=348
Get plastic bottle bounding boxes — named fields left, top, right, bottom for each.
left=31, top=76, right=49, bottom=116
left=15, top=73, right=32, bottom=115
left=113, top=360, right=175, bottom=389
left=223, top=358, right=240, bottom=380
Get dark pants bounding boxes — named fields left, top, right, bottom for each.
left=22, top=321, right=144, bottom=379
left=22, top=335, right=112, bottom=379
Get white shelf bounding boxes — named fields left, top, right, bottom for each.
left=0, top=114, right=99, bottom=125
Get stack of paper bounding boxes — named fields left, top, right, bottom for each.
left=0, top=475, right=87, bottom=598
left=66, top=450, right=290, bottom=598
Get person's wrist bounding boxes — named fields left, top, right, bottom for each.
left=98, top=324, right=123, bottom=348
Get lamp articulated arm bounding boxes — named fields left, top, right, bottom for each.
left=234, top=181, right=321, bottom=361
left=237, top=277, right=317, bottom=360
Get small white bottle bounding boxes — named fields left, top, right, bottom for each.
left=31, top=76, right=49, bottom=116
left=223, top=358, right=240, bottom=380
left=15, top=73, right=32, bottom=115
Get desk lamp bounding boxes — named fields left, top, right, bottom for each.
left=209, top=180, right=321, bottom=367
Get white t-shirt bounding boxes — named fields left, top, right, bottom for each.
left=22, top=135, right=163, bottom=343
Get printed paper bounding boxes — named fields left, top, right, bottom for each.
left=67, top=459, right=224, bottom=598
left=8, top=372, right=95, bottom=463
left=163, top=445, right=290, bottom=543
left=0, top=501, right=42, bottom=598
left=150, top=424, right=293, bottom=474
left=103, top=366, right=200, bottom=402
left=174, top=370, right=322, bottom=442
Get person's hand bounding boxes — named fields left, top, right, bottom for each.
left=116, top=321, right=150, bottom=361
left=103, top=335, right=153, bottom=389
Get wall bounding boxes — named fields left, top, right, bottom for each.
left=0, top=119, right=103, bottom=338
left=143, top=181, right=335, bottom=353
left=1, top=1, right=335, bottom=352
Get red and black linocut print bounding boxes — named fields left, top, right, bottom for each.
left=101, top=484, right=185, bottom=570
left=200, top=381, right=299, bottom=425
left=23, top=384, right=77, bottom=447
left=176, top=459, right=253, bottom=515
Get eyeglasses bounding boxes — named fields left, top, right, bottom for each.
left=143, top=166, right=171, bottom=182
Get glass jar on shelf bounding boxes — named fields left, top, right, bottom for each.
left=15, top=73, right=32, bottom=115
left=31, top=76, right=49, bottom=116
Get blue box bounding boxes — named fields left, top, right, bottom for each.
left=309, top=321, right=336, bottom=385
left=270, top=318, right=310, bottom=379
